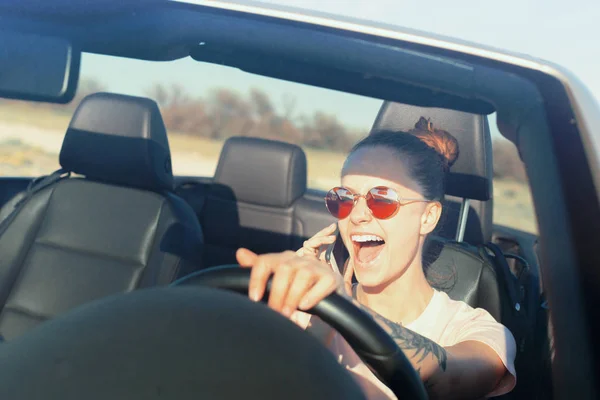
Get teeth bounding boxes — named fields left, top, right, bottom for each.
left=351, top=235, right=384, bottom=243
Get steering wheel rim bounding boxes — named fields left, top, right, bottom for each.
left=172, top=265, right=428, bottom=400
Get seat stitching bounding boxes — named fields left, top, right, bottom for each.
left=2, top=305, right=51, bottom=322
left=437, top=242, right=498, bottom=277
left=34, top=240, right=145, bottom=268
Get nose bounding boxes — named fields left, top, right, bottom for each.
left=349, top=196, right=372, bottom=224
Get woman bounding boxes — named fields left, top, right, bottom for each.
left=235, top=117, right=516, bottom=399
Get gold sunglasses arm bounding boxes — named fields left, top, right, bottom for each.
left=396, top=197, right=434, bottom=205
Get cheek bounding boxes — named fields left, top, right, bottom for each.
left=338, top=219, right=351, bottom=247
left=382, top=209, right=423, bottom=246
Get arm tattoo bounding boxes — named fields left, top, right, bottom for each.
left=353, top=299, right=448, bottom=374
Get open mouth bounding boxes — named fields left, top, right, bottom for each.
left=351, top=234, right=386, bottom=265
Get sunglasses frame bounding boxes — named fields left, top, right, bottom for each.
left=324, top=186, right=430, bottom=220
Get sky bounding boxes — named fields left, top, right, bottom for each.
left=81, top=0, right=600, bottom=135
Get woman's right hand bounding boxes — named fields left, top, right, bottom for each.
left=236, top=248, right=344, bottom=317
left=296, top=222, right=338, bottom=260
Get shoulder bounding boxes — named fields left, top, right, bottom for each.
left=431, top=291, right=515, bottom=351
left=436, top=290, right=498, bottom=325
left=410, top=290, right=505, bottom=340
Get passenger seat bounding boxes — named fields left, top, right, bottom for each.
left=200, top=136, right=334, bottom=268
left=0, top=92, right=204, bottom=340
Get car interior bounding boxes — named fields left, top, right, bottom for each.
left=0, top=92, right=547, bottom=399
left=0, top=95, right=514, bottom=321
left=0, top=1, right=599, bottom=399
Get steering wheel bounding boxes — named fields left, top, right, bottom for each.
left=172, top=265, right=428, bottom=400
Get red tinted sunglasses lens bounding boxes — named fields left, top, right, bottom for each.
left=366, top=187, right=400, bottom=219
left=325, top=187, right=354, bottom=219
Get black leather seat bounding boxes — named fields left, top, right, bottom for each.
left=200, top=137, right=311, bottom=268
left=371, top=102, right=493, bottom=245
left=0, top=92, right=204, bottom=340
left=198, top=136, right=338, bottom=268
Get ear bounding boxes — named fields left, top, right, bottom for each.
left=420, top=201, right=442, bottom=235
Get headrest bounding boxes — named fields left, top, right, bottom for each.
left=59, top=92, right=174, bottom=191
left=371, top=102, right=493, bottom=201
left=213, top=137, right=307, bottom=208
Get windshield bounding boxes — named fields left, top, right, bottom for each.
left=0, top=52, right=537, bottom=233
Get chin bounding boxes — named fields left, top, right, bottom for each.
left=352, top=255, right=388, bottom=289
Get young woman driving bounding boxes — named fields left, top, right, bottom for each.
left=235, top=118, right=517, bottom=400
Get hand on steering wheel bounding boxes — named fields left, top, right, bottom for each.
left=172, top=263, right=428, bottom=400
left=236, top=248, right=345, bottom=319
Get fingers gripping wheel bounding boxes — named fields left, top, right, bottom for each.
left=172, top=266, right=428, bottom=400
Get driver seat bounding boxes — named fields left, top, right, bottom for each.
left=0, top=92, right=204, bottom=340
left=370, top=103, right=539, bottom=399
left=333, top=101, right=502, bottom=320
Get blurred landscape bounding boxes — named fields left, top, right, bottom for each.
left=0, top=79, right=537, bottom=234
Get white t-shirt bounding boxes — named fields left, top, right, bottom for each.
left=292, top=289, right=517, bottom=399
left=405, top=290, right=516, bottom=396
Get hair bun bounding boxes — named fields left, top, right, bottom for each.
left=410, top=117, right=459, bottom=171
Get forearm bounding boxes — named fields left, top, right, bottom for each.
left=300, top=301, right=445, bottom=387
left=351, top=300, right=446, bottom=382
left=351, top=300, right=502, bottom=399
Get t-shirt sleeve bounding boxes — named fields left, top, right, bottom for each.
left=448, top=307, right=517, bottom=398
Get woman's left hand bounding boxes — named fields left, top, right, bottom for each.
left=296, top=222, right=337, bottom=259
left=236, top=248, right=344, bottom=318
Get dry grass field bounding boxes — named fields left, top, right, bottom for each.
left=0, top=103, right=538, bottom=234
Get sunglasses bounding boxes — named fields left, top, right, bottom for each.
left=325, top=186, right=429, bottom=220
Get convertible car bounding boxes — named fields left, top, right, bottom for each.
left=0, top=0, right=598, bottom=399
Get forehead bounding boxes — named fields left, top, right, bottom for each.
left=341, top=146, right=421, bottom=194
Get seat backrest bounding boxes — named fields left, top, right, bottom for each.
left=323, top=102, right=502, bottom=321
left=200, top=136, right=309, bottom=267
left=424, top=237, right=501, bottom=321
left=369, top=102, right=503, bottom=319
left=0, top=92, right=204, bottom=340
left=371, top=102, right=494, bottom=245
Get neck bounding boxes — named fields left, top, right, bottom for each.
left=357, top=251, right=434, bottom=326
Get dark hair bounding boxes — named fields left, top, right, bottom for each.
left=349, top=117, right=459, bottom=200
